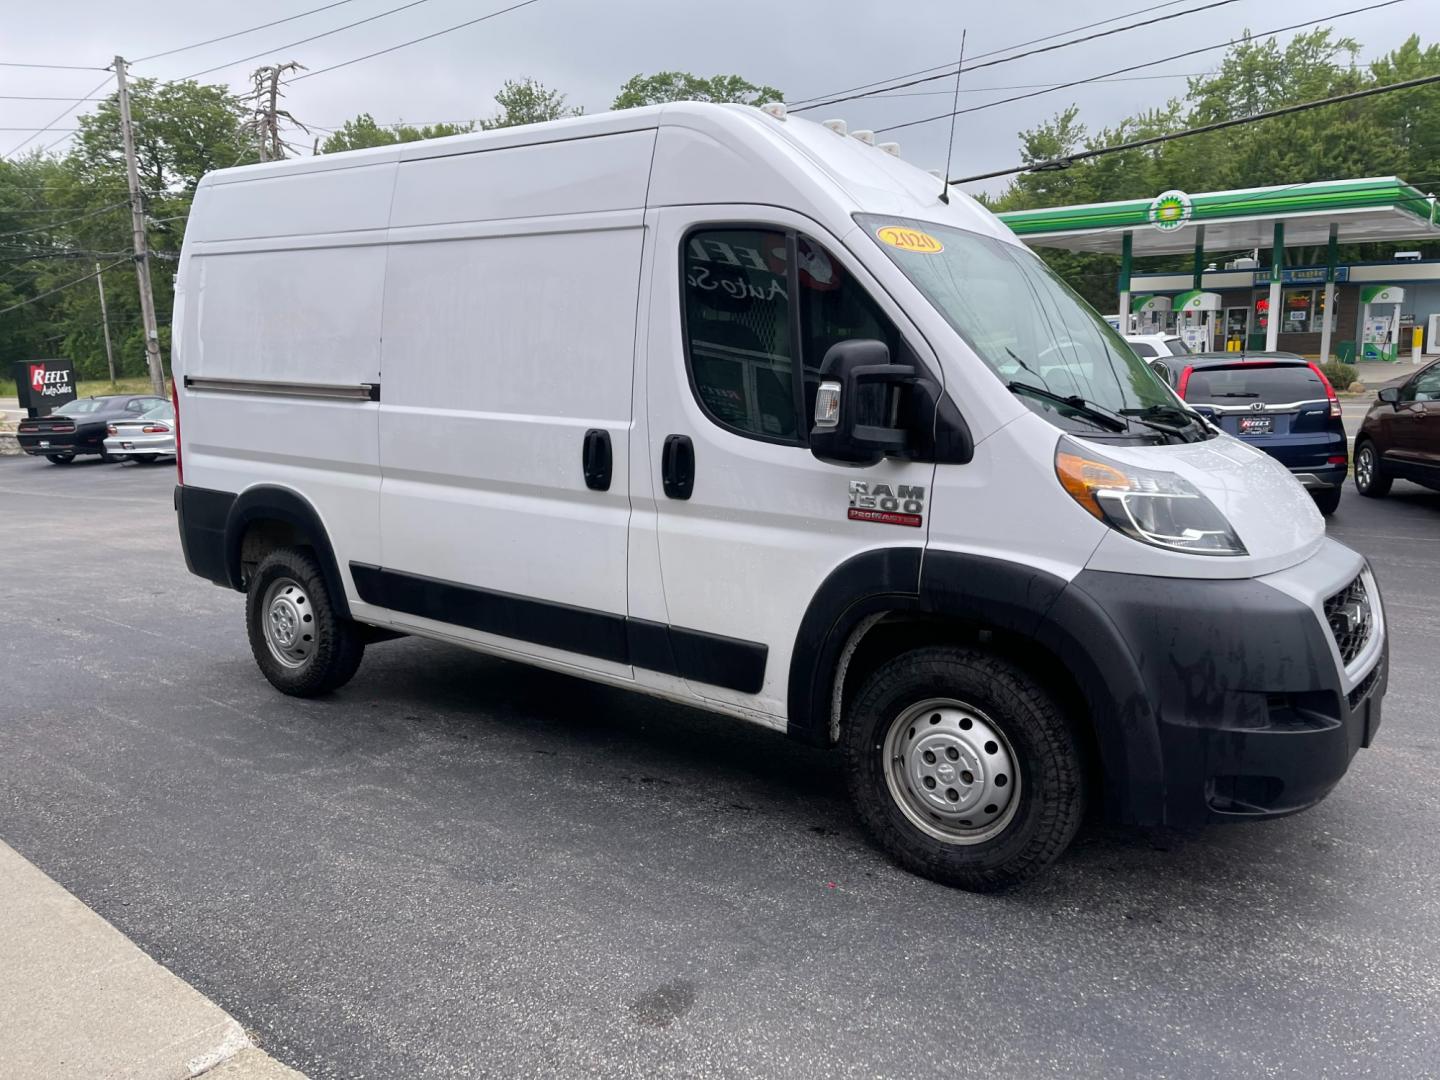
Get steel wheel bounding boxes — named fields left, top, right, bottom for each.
left=881, top=697, right=1022, bottom=845
left=261, top=576, right=316, bottom=669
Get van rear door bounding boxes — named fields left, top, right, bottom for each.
left=636, top=206, right=937, bottom=720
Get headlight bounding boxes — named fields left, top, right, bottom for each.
left=1055, top=437, right=1246, bottom=556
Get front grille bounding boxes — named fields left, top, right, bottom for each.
left=1324, top=574, right=1374, bottom=668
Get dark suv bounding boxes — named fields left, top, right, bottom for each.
left=1354, top=358, right=1440, bottom=498
left=1170, top=352, right=1347, bottom=515
left=16, top=394, right=169, bottom=464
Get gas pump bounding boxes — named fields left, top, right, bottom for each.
left=1174, top=290, right=1220, bottom=353
left=1131, top=294, right=1172, bottom=335
left=1358, top=285, right=1404, bottom=361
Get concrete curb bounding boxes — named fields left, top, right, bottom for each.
left=0, top=840, right=307, bottom=1080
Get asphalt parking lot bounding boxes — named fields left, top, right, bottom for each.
left=1, top=454, right=1438, bottom=1079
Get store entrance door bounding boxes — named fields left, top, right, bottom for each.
left=1223, top=306, right=1249, bottom=351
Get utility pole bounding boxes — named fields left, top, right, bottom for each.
left=94, top=262, right=116, bottom=384
left=113, top=56, right=166, bottom=396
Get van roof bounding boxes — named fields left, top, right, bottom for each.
left=193, top=102, right=1016, bottom=248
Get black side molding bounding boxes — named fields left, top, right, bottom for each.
left=350, top=563, right=767, bottom=695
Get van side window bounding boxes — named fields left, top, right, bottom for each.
left=795, top=236, right=905, bottom=423
left=682, top=227, right=905, bottom=444
left=683, top=228, right=797, bottom=441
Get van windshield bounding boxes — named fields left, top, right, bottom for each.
left=859, top=215, right=1177, bottom=435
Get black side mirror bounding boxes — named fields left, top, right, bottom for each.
left=1378, top=386, right=1400, bottom=405
left=809, top=339, right=915, bottom=466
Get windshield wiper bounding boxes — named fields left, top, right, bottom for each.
left=1121, top=403, right=1209, bottom=442
left=1209, top=392, right=1258, bottom=398
left=1006, top=380, right=1128, bottom=433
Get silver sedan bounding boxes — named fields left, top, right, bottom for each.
left=103, top=402, right=175, bottom=463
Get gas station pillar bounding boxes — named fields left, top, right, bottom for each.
left=1118, top=231, right=1133, bottom=334
left=1319, top=223, right=1339, bottom=364
left=1265, top=222, right=1284, bottom=352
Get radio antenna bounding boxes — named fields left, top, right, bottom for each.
left=938, top=29, right=967, bottom=205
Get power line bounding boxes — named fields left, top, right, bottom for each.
left=0, top=94, right=108, bottom=101
left=133, top=0, right=367, bottom=63
left=0, top=258, right=129, bottom=317
left=4, top=72, right=114, bottom=159
left=292, top=0, right=545, bottom=81
left=951, top=72, right=1440, bottom=184
left=0, top=201, right=129, bottom=239
left=178, top=0, right=441, bottom=81
left=865, top=72, right=1208, bottom=98
left=786, top=0, right=1196, bottom=108
left=880, top=0, right=1408, bottom=134
left=791, top=0, right=1241, bottom=114
left=0, top=61, right=107, bottom=71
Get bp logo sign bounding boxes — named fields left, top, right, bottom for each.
left=1148, top=190, right=1192, bottom=231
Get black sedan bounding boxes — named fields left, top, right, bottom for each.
left=17, top=394, right=169, bottom=464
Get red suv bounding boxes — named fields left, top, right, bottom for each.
left=1354, top=359, right=1440, bottom=498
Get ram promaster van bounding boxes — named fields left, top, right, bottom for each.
left=173, top=103, right=1387, bottom=890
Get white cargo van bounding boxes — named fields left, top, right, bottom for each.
left=173, top=103, right=1386, bottom=890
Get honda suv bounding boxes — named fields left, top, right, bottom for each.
left=1173, top=352, right=1347, bottom=515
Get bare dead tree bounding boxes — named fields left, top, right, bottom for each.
left=246, top=62, right=309, bottom=162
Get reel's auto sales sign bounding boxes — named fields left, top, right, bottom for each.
left=12, top=358, right=77, bottom=416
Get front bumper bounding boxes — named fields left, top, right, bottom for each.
left=1060, top=540, right=1385, bottom=827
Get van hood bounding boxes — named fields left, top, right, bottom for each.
left=1083, top=432, right=1326, bottom=579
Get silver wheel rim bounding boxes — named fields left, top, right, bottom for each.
left=261, top=577, right=316, bottom=669
left=1357, top=448, right=1372, bottom=488
left=881, top=697, right=1022, bottom=845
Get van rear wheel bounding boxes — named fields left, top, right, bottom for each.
left=246, top=547, right=364, bottom=696
left=844, top=646, right=1084, bottom=891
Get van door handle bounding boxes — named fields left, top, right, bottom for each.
left=661, top=434, right=694, bottom=500
left=582, top=428, right=612, bottom=491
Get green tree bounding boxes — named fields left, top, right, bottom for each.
left=611, top=71, right=782, bottom=110
left=479, top=78, right=580, bottom=130
left=320, top=113, right=475, bottom=153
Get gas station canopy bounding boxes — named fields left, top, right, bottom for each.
left=997, top=177, right=1440, bottom=255
left=997, top=177, right=1440, bottom=358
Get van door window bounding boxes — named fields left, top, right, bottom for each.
left=682, top=227, right=906, bottom=444
left=683, top=228, right=797, bottom=442
left=795, top=236, right=906, bottom=423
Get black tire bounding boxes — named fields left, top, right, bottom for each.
left=46, top=453, right=75, bottom=465
left=246, top=546, right=364, bottom=697
left=844, top=646, right=1085, bottom=892
left=1312, top=486, right=1342, bottom=516
left=131, top=454, right=159, bottom=464
left=1354, top=440, right=1391, bottom=498
left=99, top=450, right=118, bottom=463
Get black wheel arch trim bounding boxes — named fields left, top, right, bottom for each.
left=787, top=547, right=1165, bottom=825
left=176, top=483, right=352, bottom=620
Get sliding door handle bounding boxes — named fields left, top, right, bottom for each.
left=661, top=434, right=694, bottom=500
left=582, top=428, right=612, bottom=491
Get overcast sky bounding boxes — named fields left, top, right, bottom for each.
left=1, top=0, right=1431, bottom=196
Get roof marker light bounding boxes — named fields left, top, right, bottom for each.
left=851, top=129, right=876, bottom=145
left=878, top=142, right=901, bottom=157
left=760, top=102, right=787, bottom=121
left=822, top=119, right=848, bottom=136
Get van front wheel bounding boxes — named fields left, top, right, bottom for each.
left=246, top=547, right=364, bottom=696
left=844, top=646, right=1084, bottom=891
